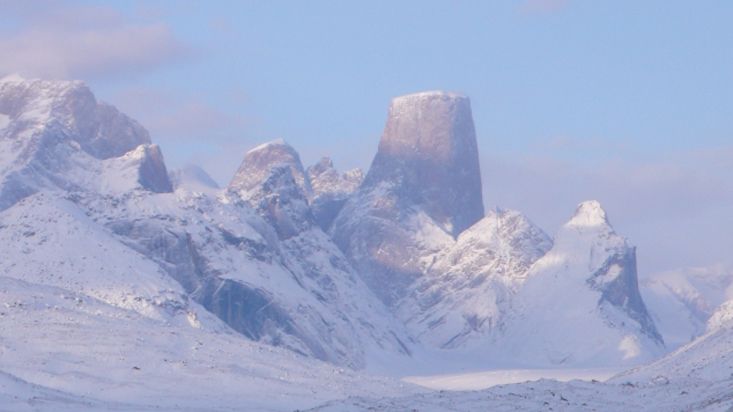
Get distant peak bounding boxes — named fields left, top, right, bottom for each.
left=566, top=200, right=609, bottom=228
left=230, top=139, right=311, bottom=195
left=307, top=157, right=335, bottom=177
left=315, top=156, right=334, bottom=168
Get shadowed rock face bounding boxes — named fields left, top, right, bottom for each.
left=136, top=144, right=173, bottom=193
left=565, top=201, right=661, bottom=344
left=307, top=157, right=363, bottom=231
left=588, top=244, right=663, bottom=344
left=363, top=91, right=484, bottom=236
left=332, top=91, right=485, bottom=307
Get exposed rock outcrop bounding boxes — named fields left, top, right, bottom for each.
left=307, top=157, right=363, bottom=231
left=332, top=91, right=484, bottom=307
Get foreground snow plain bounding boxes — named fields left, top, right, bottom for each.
left=402, top=367, right=625, bottom=391
left=0, top=276, right=422, bottom=412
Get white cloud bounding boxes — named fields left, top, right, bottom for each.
left=0, top=4, right=187, bottom=79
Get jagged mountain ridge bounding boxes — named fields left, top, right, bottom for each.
left=0, top=75, right=410, bottom=369
left=331, top=90, right=663, bottom=366
left=0, top=75, right=663, bottom=371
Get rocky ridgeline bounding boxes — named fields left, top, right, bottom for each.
left=0, top=76, right=664, bottom=368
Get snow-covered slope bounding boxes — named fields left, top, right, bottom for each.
left=4, top=78, right=709, bottom=410
left=308, top=376, right=733, bottom=411
left=0, top=75, right=411, bottom=370
left=0, top=193, right=204, bottom=324
left=331, top=90, right=660, bottom=366
left=641, top=265, right=733, bottom=349
left=399, top=208, right=552, bottom=349
left=615, top=290, right=733, bottom=384
left=0, top=75, right=168, bottom=210
left=492, top=201, right=663, bottom=366
left=226, top=140, right=412, bottom=367
left=0, top=276, right=422, bottom=411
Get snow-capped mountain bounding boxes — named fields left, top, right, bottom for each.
left=0, top=75, right=170, bottom=211
left=332, top=91, right=484, bottom=307
left=491, top=201, right=664, bottom=366
left=225, top=138, right=413, bottom=366
left=3, top=76, right=707, bottom=410
left=0, top=274, right=422, bottom=412
left=0, top=75, right=410, bottom=370
left=331, top=90, right=660, bottom=366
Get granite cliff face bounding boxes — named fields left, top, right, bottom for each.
left=331, top=91, right=484, bottom=307
left=330, top=92, right=662, bottom=365
left=361, top=91, right=484, bottom=236
left=0, top=78, right=664, bottom=370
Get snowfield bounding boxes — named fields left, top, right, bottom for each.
left=308, top=377, right=733, bottom=412
left=0, top=276, right=422, bottom=411
left=402, top=367, right=625, bottom=391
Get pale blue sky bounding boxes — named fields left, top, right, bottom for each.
left=1, top=0, right=732, bottom=275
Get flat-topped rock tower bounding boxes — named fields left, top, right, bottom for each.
left=363, top=91, right=484, bottom=236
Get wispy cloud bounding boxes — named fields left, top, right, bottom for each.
left=0, top=4, right=188, bottom=79
left=518, top=0, right=570, bottom=15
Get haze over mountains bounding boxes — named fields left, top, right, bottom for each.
left=1, top=74, right=732, bottom=410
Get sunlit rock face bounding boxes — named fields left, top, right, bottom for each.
left=332, top=91, right=484, bottom=307
left=0, top=75, right=172, bottom=210
left=229, top=138, right=312, bottom=196
left=362, top=91, right=484, bottom=236
left=0, top=75, right=151, bottom=160
left=228, top=140, right=314, bottom=240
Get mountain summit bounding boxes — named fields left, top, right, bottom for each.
left=332, top=91, right=485, bottom=307
left=363, top=91, right=484, bottom=236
